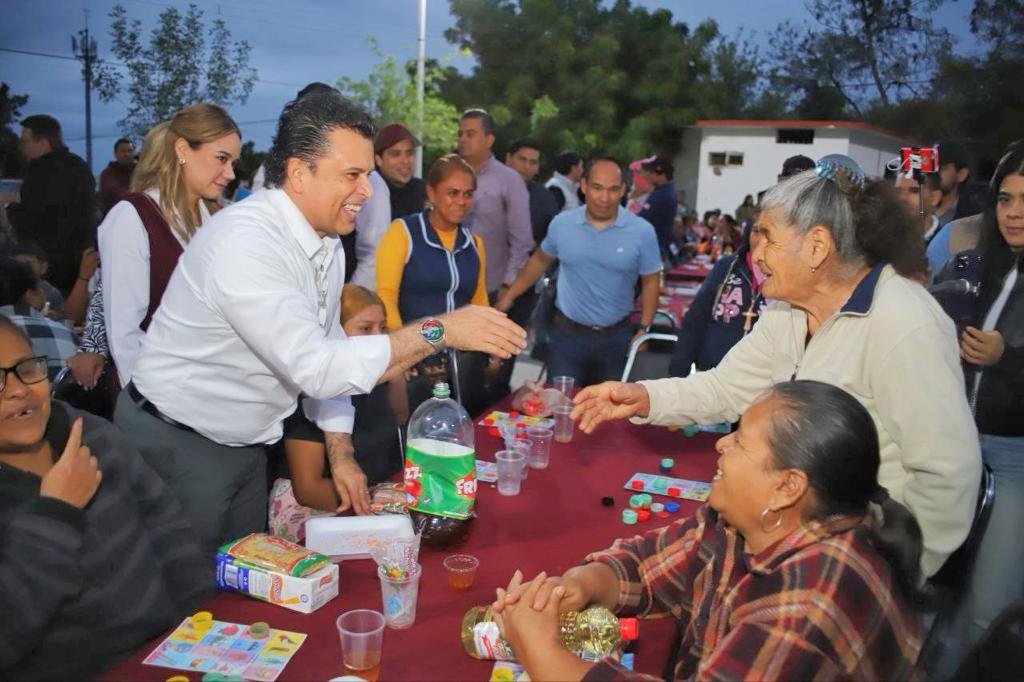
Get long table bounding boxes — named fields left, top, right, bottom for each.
left=106, top=413, right=719, bottom=681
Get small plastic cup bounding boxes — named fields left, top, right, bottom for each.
left=552, top=375, right=575, bottom=397
left=378, top=563, right=422, bottom=629
left=512, top=439, right=532, bottom=479
left=495, top=449, right=525, bottom=495
left=336, top=609, right=385, bottom=678
left=443, top=554, right=479, bottom=591
left=552, top=405, right=574, bottom=443
left=526, top=426, right=553, bottom=469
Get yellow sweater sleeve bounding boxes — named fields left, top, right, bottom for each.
left=470, top=235, right=490, bottom=307
left=375, top=220, right=410, bottom=331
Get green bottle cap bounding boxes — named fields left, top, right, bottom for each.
left=433, top=382, right=451, bottom=398
left=660, top=458, right=674, bottom=469
left=639, top=493, right=653, bottom=508
left=622, top=509, right=638, bottom=525
left=628, top=494, right=644, bottom=509
left=653, top=478, right=668, bottom=491
left=683, top=424, right=700, bottom=437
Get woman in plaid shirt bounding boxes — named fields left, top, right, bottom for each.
left=492, top=381, right=924, bottom=681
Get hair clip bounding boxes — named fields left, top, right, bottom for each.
left=814, top=154, right=867, bottom=189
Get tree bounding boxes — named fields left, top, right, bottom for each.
left=338, top=39, right=460, bottom=165
left=0, top=83, right=29, bottom=177
left=767, top=0, right=951, bottom=117
left=439, top=0, right=767, bottom=164
left=94, top=3, right=256, bottom=138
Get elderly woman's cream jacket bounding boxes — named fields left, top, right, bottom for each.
left=634, top=264, right=981, bottom=578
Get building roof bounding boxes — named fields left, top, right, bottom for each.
left=696, top=119, right=908, bottom=142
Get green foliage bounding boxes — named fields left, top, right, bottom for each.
left=0, top=83, right=29, bottom=177
left=337, top=38, right=459, bottom=164
left=94, top=3, right=257, bottom=139
left=439, top=0, right=768, bottom=164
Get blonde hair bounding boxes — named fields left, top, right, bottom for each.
left=131, top=103, right=240, bottom=242
left=340, top=284, right=384, bottom=325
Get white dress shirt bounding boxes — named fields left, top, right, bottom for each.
left=350, top=171, right=391, bottom=289
left=98, top=189, right=209, bottom=386
left=132, top=188, right=392, bottom=446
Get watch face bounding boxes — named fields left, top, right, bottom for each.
left=421, top=319, right=444, bottom=344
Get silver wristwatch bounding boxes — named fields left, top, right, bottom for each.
left=419, top=318, right=446, bottom=354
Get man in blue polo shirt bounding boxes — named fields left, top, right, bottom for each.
left=496, top=156, right=661, bottom=386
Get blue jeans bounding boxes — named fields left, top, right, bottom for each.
left=964, top=434, right=1024, bottom=643
left=547, top=314, right=634, bottom=388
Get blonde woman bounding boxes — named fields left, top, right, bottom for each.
left=98, top=104, right=241, bottom=386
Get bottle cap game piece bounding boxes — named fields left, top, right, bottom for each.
left=168, top=677, right=191, bottom=682
left=650, top=502, right=665, bottom=513
left=660, top=458, right=674, bottom=470
left=191, top=611, right=213, bottom=630
left=630, top=480, right=644, bottom=490
left=628, top=494, right=644, bottom=509
left=637, top=510, right=651, bottom=522
left=601, top=496, right=615, bottom=507
left=639, top=494, right=653, bottom=508
left=488, top=428, right=500, bottom=437
left=509, top=411, right=519, bottom=418
left=655, top=511, right=670, bottom=519
left=622, top=509, right=638, bottom=525
left=484, top=417, right=495, bottom=425
left=248, top=621, right=270, bottom=639
left=202, top=674, right=224, bottom=682
left=653, top=478, right=668, bottom=491
left=667, top=486, right=681, bottom=497
left=683, top=424, right=700, bottom=437
left=665, top=502, right=681, bottom=513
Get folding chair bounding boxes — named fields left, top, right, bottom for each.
left=621, top=332, right=679, bottom=382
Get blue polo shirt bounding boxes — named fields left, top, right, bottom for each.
left=541, top=206, right=662, bottom=327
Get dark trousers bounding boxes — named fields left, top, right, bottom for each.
left=113, top=392, right=267, bottom=579
left=546, top=312, right=633, bottom=388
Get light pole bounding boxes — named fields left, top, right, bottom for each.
left=71, top=18, right=98, bottom=172
left=416, top=0, right=426, bottom=179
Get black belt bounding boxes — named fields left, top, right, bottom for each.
left=126, top=382, right=197, bottom=434
left=553, top=309, right=632, bottom=336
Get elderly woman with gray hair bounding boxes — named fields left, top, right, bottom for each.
left=573, top=156, right=981, bottom=578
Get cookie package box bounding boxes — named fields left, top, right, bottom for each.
left=215, top=552, right=339, bottom=614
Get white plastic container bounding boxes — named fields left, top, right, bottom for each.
left=305, top=514, right=415, bottom=561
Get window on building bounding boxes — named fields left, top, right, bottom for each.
left=776, top=129, right=815, bottom=144
left=708, top=152, right=744, bottom=167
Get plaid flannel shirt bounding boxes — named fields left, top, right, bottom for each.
left=0, top=305, right=78, bottom=380
left=584, top=505, right=922, bottom=681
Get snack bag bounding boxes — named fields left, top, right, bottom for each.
left=219, top=533, right=331, bottom=577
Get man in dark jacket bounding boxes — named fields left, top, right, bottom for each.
left=98, top=137, right=136, bottom=216
left=669, top=224, right=765, bottom=377
left=374, top=123, right=426, bottom=220
left=3, top=115, right=96, bottom=294
left=638, top=155, right=678, bottom=263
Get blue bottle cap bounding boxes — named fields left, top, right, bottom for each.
left=665, top=502, right=681, bottom=513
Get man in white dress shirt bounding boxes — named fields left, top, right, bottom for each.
left=113, top=90, right=526, bottom=563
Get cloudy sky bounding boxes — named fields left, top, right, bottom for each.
left=1, top=0, right=973, bottom=175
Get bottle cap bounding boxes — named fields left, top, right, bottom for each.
left=191, top=611, right=213, bottom=630
left=630, top=480, right=644, bottom=490
left=601, top=496, right=615, bottom=507
left=433, top=382, right=451, bottom=398
left=667, top=486, right=681, bottom=497
left=628, top=494, right=644, bottom=509
left=639, top=494, right=653, bottom=508
left=660, top=458, right=674, bottom=469
left=622, top=509, right=638, bottom=525
left=619, top=617, right=640, bottom=641
left=249, top=621, right=270, bottom=639
left=683, top=424, right=700, bottom=437
left=665, top=502, right=681, bottom=513
left=637, top=509, right=651, bottom=522
left=509, top=411, right=519, bottom=418
left=488, top=428, right=501, bottom=437
left=650, top=502, right=665, bottom=513
left=168, top=677, right=192, bottom=682
left=201, top=675, right=224, bottom=682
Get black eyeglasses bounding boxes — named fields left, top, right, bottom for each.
left=1, top=356, right=48, bottom=392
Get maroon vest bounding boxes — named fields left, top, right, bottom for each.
left=122, top=193, right=185, bottom=331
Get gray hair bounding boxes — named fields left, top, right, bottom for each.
left=760, top=170, right=865, bottom=272
left=264, top=89, right=376, bottom=188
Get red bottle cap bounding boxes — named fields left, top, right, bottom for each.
left=488, top=428, right=501, bottom=437
left=509, top=411, right=519, bottom=418
left=619, top=617, right=639, bottom=641
left=631, top=480, right=644, bottom=490
left=484, top=417, right=495, bottom=425
left=637, top=510, right=650, bottom=522
left=667, top=486, right=681, bottom=496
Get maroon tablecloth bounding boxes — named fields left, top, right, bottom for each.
left=665, top=262, right=710, bottom=283
left=105, top=414, right=719, bottom=681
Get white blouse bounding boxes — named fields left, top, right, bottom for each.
left=98, top=189, right=210, bottom=386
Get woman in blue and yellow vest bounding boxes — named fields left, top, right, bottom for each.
left=376, top=153, right=491, bottom=414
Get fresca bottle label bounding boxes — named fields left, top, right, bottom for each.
left=473, top=622, right=515, bottom=661
left=404, top=438, right=476, bottom=520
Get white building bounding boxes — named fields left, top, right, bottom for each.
left=673, top=119, right=910, bottom=218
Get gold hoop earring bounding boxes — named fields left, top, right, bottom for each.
left=760, top=506, right=783, bottom=533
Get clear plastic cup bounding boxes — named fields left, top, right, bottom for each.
left=378, top=563, right=422, bottom=629
left=552, top=375, right=575, bottom=397
left=336, top=609, right=385, bottom=679
left=443, top=554, right=479, bottom=591
left=553, top=405, right=574, bottom=443
left=495, top=449, right=525, bottom=495
left=513, top=439, right=532, bottom=479
left=526, top=426, right=554, bottom=469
